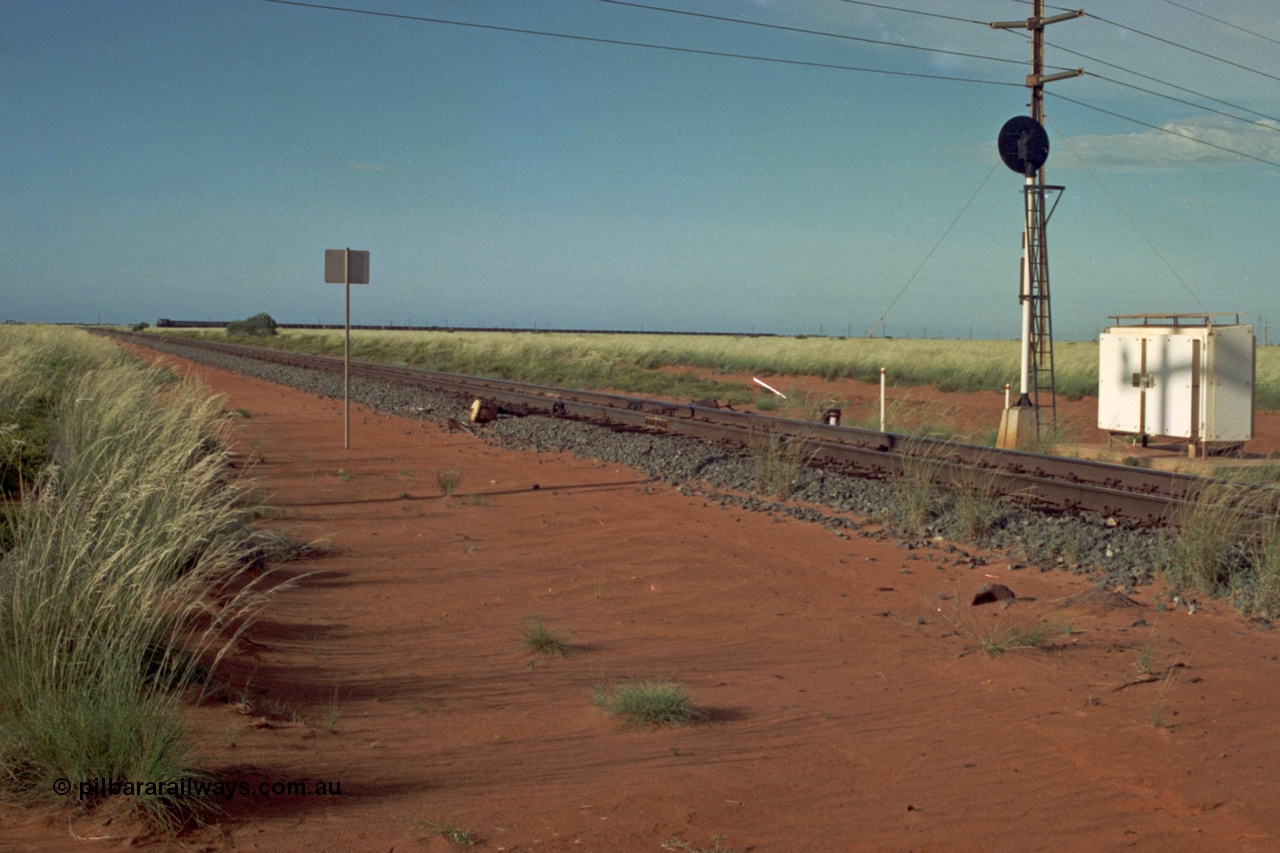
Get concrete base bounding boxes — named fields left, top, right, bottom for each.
left=996, top=404, right=1038, bottom=450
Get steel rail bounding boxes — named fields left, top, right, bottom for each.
left=102, top=330, right=1279, bottom=527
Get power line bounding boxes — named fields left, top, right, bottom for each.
left=991, top=27, right=1280, bottom=148
left=1032, top=35, right=1280, bottom=125
left=1085, top=10, right=1280, bottom=84
left=1087, top=71, right=1280, bottom=132
left=1157, top=0, right=1280, bottom=49
left=594, top=0, right=1033, bottom=70
left=270, top=1, right=1279, bottom=168
left=1046, top=91, right=1280, bottom=168
left=264, top=0, right=1021, bottom=88
left=866, top=160, right=1001, bottom=338
left=832, top=0, right=989, bottom=28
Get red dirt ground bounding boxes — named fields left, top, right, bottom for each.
left=6, top=352, right=1280, bottom=851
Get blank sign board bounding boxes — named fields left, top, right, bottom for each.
left=324, top=249, right=370, bottom=284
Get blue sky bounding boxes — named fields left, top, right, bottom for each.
left=6, top=1, right=1279, bottom=340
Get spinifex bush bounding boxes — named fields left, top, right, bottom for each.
left=1165, top=479, right=1280, bottom=616
left=748, top=431, right=812, bottom=499
left=0, top=331, right=276, bottom=828
left=436, top=465, right=464, bottom=496
left=593, top=680, right=705, bottom=726
left=0, top=325, right=126, bottom=496
left=521, top=613, right=571, bottom=656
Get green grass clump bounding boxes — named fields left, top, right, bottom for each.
left=747, top=431, right=811, bottom=499
left=521, top=614, right=571, bottom=656
left=879, top=438, right=1006, bottom=541
left=0, top=326, right=278, bottom=829
left=980, top=621, right=1057, bottom=656
left=593, top=680, right=705, bottom=726
left=1163, top=479, right=1280, bottom=616
left=407, top=818, right=477, bottom=846
left=0, top=325, right=128, bottom=496
left=662, top=835, right=737, bottom=853
left=436, top=465, right=464, bottom=496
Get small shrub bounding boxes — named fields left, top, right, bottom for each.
left=981, top=621, right=1057, bottom=656
left=1134, top=630, right=1156, bottom=675
left=521, top=614, right=570, bottom=656
left=226, top=312, right=278, bottom=338
left=747, top=431, right=811, bottom=499
left=436, top=466, right=463, bottom=496
left=663, top=835, right=737, bottom=853
left=407, top=819, right=476, bottom=846
left=321, top=688, right=345, bottom=732
left=1165, top=481, right=1258, bottom=603
left=593, top=680, right=705, bottom=726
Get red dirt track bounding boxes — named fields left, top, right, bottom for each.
left=6, top=349, right=1280, bottom=851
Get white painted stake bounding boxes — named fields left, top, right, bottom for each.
left=753, top=377, right=786, bottom=398
left=880, top=368, right=886, bottom=433
left=343, top=247, right=350, bottom=450
left=1005, top=383, right=1011, bottom=409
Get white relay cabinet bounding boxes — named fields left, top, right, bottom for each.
left=1097, top=315, right=1254, bottom=448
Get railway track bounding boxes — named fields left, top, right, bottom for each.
left=102, top=330, right=1278, bottom=528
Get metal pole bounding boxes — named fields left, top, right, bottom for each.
left=344, top=247, right=350, bottom=450
left=1018, top=220, right=1032, bottom=402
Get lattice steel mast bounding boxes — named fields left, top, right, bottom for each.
left=992, top=2, right=1081, bottom=448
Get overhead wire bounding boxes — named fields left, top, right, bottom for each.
left=831, top=0, right=990, bottom=27
left=1014, top=0, right=1280, bottom=51
left=1157, top=0, right=1280, bottom=49
left=1083, top=10, right=1280, bottom=84
left=1029, top=35, right=1280, bottom=125
left=1045, top=91, right=1280, bottom=168
left=865, top=161, right=1002, bottom=339
left=263, top=0, right=1021, bottom=88
left=266, top=0, right=1278, bottom=332
left=589, top=0, right=1280, bottom=165
left=593, top=0, right=1035, bottom=71
left=1083, top=70, right=1280, bottom=132
left=988, top=17, right=1280, bottom=168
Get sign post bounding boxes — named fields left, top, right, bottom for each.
left=324, top=248, right=370, bottom=449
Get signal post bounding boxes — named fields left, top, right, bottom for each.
left=992, top=3, right=1081, bottom=449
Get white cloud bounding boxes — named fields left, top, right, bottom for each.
left=1057, top=116, right=1280, bottom=172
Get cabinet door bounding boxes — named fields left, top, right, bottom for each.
left=1097, top=333, right=1144, bottom=433
left=1205, top=330, right=1255, bottom=441
left=1145, top=334, right=1196, bottom=439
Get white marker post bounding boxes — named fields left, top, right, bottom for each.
left=324, top=248, right=370, bottom=449
left=880, top=368, right=886, bottom=433
left=752, top=377, right=787, bottom=399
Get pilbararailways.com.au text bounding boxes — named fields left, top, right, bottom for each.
left=62, top=777, right=342, bottom=801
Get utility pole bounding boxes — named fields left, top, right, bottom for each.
left=992, top=2, right=1082, bottom=449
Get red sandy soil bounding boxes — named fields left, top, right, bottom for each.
left=6, top=353, right=1280, bottom=852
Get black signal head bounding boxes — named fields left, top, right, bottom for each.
left=998, top=116, right=1050, bottom=177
